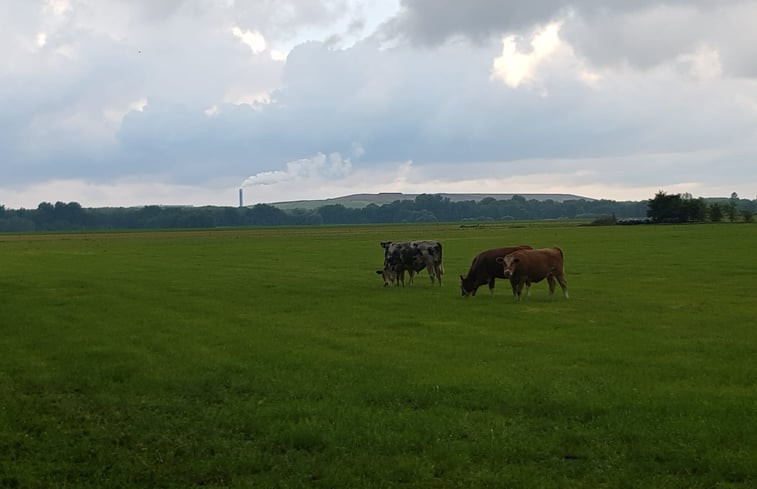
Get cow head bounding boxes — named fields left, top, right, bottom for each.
left=376, top=266, right=398, bottom=287
left=459, top=275, right=477, bottom=297
left=496, top=255, right=518, bottom=279
left=376, top=269, right=390, bottom=286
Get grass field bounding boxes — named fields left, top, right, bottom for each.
left=1, top=222, right=756, bottom=488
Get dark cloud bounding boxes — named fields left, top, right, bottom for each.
left=382, top=0, right=757, bottom=76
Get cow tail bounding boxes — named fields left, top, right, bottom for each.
left=437, top=243, right=444, bottom=274
left=555, top=246, right=563, bottom=258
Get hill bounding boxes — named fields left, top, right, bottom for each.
left=269, top=192, right=593, bottom=210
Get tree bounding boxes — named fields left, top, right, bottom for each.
left=740, top=209, right=754, bottom=223
left=35, top=202, right=56, bottom=226
left=725, top=201, right=739, bottom=222
left=647, top=191, right=682, bottom=222
left=709, top=203, right=723, bottom=222
left=414, top=194, right=450, bottom=220
left=247, top=204, right=287, bottom=226
left=647, top=191, right=708, bottom=223
left=680, top=196, right=707, bottom=222
left=318, top=204, right=350, bottom=224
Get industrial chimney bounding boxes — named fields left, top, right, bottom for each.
left=239, top=188, right=244, bottom=207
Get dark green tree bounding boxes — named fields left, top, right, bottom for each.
left=680, top=196, right=707, bottom=222
left=725, top=201, right=738, bottom=222
left=647, top=191, right=682, bottom=222
left=709, top=203, right=723, bottom=222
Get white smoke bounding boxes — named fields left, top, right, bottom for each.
left=242, top=152, right=353, bottom=187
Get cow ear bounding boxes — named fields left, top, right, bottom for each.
left=459, top=275, right=464, bottom=280
left=376, top=270, right=383, bottom=275
left=496, top=257, right=504, bottom=264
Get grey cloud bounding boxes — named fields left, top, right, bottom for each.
left=563, top=2, right=757, bottom=76
left=383, top=0, right=736, bottom=45
left=562, top=6, right=702, bottom=70
left=383, top=0, right=757, bottom=77
left=381, top=0, right=568, bottom=46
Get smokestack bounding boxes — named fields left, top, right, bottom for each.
left=239, top=188, right=243, bottom=207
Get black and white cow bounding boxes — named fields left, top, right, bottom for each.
left=376, top=240, right=444, bottom=286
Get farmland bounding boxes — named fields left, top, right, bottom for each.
left=1, top=222, right=756, bottom=488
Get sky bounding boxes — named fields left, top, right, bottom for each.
left=2, top=0, right=757, bottom=208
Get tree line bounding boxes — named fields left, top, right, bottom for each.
left=0, top=193, right=754, bottom=232
left=646, top=191, right=755, bottom=223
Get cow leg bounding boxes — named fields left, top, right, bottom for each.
left=488, top=278, right=496, bottom=297
left=547, top=275, right=556, bottom=296
left=515, top=282, right=524, bottom=301
left=557, top=273, right=569, bottom=298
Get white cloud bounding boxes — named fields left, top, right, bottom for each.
left=103, top=97, right=147, bottom=124
left=491, top=22, right=565, bottom=88
left=231, top=26, right=267, bottom=54
left=0, top=178, right=241, bottom=209
left=46, top=0, right=71, bottom=17
left=678, top=45, right=722, bottom=80
left=270, top=49, right=288, bottom=61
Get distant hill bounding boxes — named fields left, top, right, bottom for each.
left=269, top=193, right=594, bottom=210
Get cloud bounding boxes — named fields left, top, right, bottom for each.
left=384, top=1, right=757, bottom=78
left=242, top=152, right=354, bottom=187
left=491, top=22, right=562, bottom=88
left=1, top=0, right=756, bottom=209
left=231, top=26, right=267, bottom=54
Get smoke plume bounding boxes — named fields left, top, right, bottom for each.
left=242, top=152, right=353, bottom=187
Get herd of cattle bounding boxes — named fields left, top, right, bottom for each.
left=376, top=240, right=569, bottom=300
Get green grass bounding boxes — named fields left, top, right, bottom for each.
left=1, top=223, right=756, bottom=488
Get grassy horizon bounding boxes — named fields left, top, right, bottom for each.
left=1, top=222, right=756, bottom=488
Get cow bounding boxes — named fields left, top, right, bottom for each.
left=376, top=240, right=444, bottom=286
left=496, top=247, right=569, bottom=300
left=459, top=245, right=533, bottom=297
left=377, top=242, right=421, bottom=287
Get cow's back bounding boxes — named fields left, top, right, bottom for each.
left=510, top=247, right=564, bottom=281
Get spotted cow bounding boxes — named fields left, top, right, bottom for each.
left=376, top=240, right=444, bottom=286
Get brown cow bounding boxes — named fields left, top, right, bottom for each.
left=459, top=246, right=533, bottom=297
left=496, top=247, right=569, bottom=300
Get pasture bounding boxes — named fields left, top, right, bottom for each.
left=1, top=222, right=756, bottom=488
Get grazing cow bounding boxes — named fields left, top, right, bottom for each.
left=496, top=247, right=569, bottom=300
left=376, top=240, right=444, bottom=286
left=459, top=245, right=533, bottom=297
